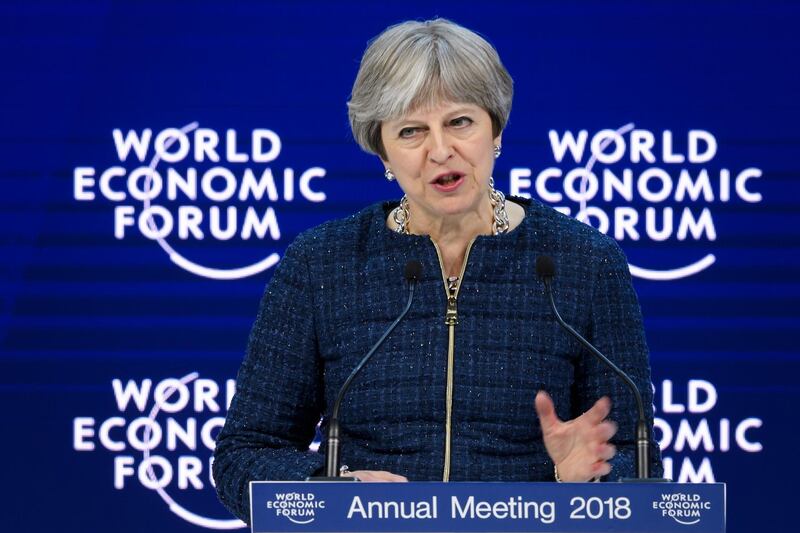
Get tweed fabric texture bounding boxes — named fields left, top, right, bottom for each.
left=213, top=197, right=662, bottom=522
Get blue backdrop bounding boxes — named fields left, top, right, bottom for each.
left=1, top=1, right=798, bottom=532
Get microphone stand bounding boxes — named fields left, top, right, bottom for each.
left=307, top=261, right=421, bottom=481
left=538, top=256, right=667, bottom=482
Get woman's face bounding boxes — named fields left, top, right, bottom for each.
left=380, top=101, right=501, bottom=227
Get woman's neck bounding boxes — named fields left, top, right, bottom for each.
left=413, top=199, right=494, bottom=277
left=386, top=198, right=525, bottom=277
left=425, top=212, right=493, bottom=246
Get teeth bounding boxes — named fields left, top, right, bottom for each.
left=438, top=174, right=459, bottom=184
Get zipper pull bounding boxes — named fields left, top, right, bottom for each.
left=445, top=276, right=459, bottom=326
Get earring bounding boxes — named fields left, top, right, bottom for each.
left=384, top=168, right=396, bottom=181
left=493, top=145, right=502, bottom=159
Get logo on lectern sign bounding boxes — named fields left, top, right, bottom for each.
left=653, top=491, right=713, bottom=526
left=266, top=492, right=326, bottom=524
left=73, top=122, right=327, bottom=280
left=509, top=124, right=764, bottom=281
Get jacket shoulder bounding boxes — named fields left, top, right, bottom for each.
left=524, top=197, right=624, bottom=260
left=290, top=202, right=384, bottom=249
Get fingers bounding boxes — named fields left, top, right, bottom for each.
left=377, top=471, right=408, bottom=482
left=584, top=396, right=612, bottom=424
left=576, top=398, right=617, bottom=445
left=588, top=420, right=617, bottom=460
left=596, top=442, right=617, bottom=462
left=586, top=424, right=617, bottom=478
left=551, top=399, right=618, bottom=481
left=591, top=460, right=613, bottom=478
left=343, top=470, right=408, bottom=482
left=534, top=390, right=560, bottom=431
left=596, top=419, right=618, bottom=443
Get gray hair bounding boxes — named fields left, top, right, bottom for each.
left=347, top=18, right=514, bottom=159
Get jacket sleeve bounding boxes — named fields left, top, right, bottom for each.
left=213, top=237, right=324, bottom=523
left=571, top=237, right=663, bottom=480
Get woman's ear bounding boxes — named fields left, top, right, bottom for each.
left=381, top=159, right=395, bottom=181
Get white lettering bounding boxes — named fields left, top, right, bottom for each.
left=112, top=379, right=152, bottom=412
left=113, top=129, right=152, bottom=162
left=299, top=167, right=326, bottom=202
left=735, top=418, right=763, bottom=452
left=688, top=130, right=717, bottom=163
left=114, top=456, right=135, bottom=489
left=99, top=416, right=126, bottom=451
left=73, top=167, right=96, bottom=200
left=178, top=456, right=204, bottom=489
left=676, top=207, right=716, bottom=241
left=510, top=167, right=533, bottom=198
left=114, top=206, right=136, bottom=239
left=73, top=417, right=96, bottom=451
left=154, top=128, right=190, bottom=163
left=688, top=379, right=717, bottom=413
left=252, top=129, right=281, bottom=163
left=735, top=168, right=762, bottom=202
left=549, top=130, right=588, bottom=163
left=674, top=419, right=714, bottom=452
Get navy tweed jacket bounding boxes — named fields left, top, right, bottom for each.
left=213, top=198, right=662, bottom=522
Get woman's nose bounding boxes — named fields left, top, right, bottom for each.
left=426, top=129, right=454, bottom=164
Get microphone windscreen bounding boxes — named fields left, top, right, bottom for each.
left=403, top=260, right=423, bottom=281
left=535, top=255, right=556, bottom=279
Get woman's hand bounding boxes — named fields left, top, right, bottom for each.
left=534, top=391, right=618, bottom=482
left=341, top=470, right=408, bottom=482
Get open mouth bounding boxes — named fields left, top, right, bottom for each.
left=432, top=172, right=465, bottom=187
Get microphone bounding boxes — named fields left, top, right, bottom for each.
left=535, top=255, right=664, bottom=481
left=308, top=260, right=423, bottom=481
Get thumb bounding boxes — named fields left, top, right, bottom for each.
left=535, top=390, right=560, bottom=431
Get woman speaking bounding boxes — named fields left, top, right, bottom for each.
left=213, top=18, right=662, bottom=522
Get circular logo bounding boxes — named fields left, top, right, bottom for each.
left=73, top=121, right=328, bottom=280
left=509, top=122, right=764, bottom=281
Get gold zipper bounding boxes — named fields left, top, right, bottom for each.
left=431, top=237, right=476, bottom=482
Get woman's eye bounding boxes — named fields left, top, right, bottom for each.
left=450, top=116, right=473, bottom=127
left=399, top=127, right=419, bottom=138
